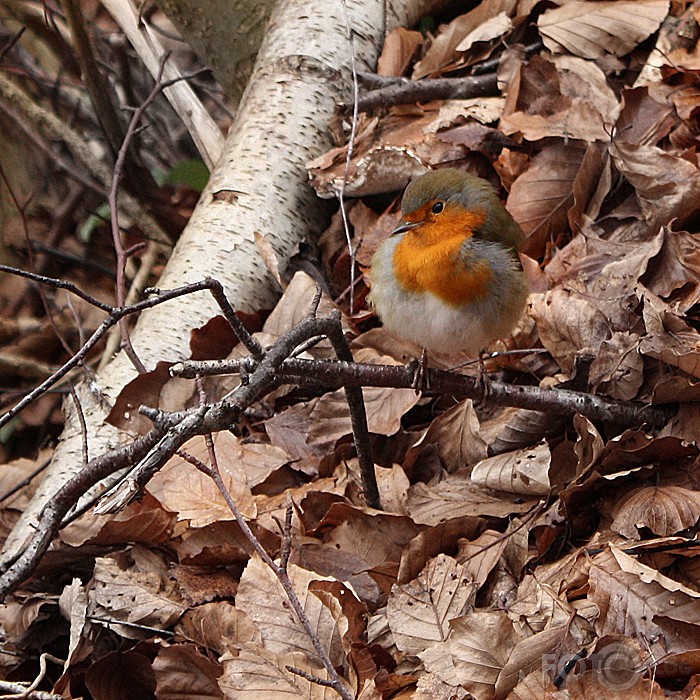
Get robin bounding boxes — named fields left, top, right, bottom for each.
left=369, top=168, right=529, bottom=358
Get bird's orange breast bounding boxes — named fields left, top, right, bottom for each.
left=392, top=208, right=493, bottom=308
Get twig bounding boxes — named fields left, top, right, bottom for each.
left=0, top=680, right=62, bottom=700
left=107, top=57, right=215, bottom=372
left=0, top=276, right=248, bottom=431
left=337, top=0, right=361, bottom=315
left=69, top=387, right=89, bottom=466
left=350, top=39, right=544, bottom=112
left=92, top=313, right=355, bottom=514
left=86, top=614, right=175, bottom=637
left=171, top=356, right=676, bottom=429
left=352, top=71, right=498, bottom=112
left=108, top=55, right=171, bottom=373
left=322, top=317, right=379, bottom=509
left=0, top=652, right=64, bottom=700
left=0, top=426, right=166, bottom=598
left=286, top=665, right=338, bottom=688
left=194, top=439, right=353, bottom=700
left=62, top=0, right=125, bottom=156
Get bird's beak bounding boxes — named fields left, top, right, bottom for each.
left=391, top=220, right=420, bottom=236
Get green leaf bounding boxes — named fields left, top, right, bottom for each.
left=165, top=160, right=210, bottom=192
left=79, top=202, right=111, bottom=243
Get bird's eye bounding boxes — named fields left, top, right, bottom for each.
left=432, top=201, right=444, bottom=214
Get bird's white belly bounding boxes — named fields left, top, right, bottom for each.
left=370, top=281, right=493, bottom=356
left=368, top=236, right=526, bottom=356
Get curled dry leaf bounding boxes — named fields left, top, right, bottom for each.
left=610, top=139, right=700, bottom=229
left=153, top=644, right=223, bottom=699
left=377, top=27, right=423, bottom=77
left=412, top=0, right=519, bottom=78
left=538, top=0, right=670, bottom=59
left=588, top=545, right=700, bottom=648
left=529, top=289, right=612, bottom=374
left=408, top=471, right=539, bottom=526
left=471, top=442, right=551, bottom=496
left=641, top=227, right=700, bottom=314
left=500, top=55, right=619, bottom=143
left=640, top=293, right=700, bottom=379
left=611, top=485, right=700, bottom=539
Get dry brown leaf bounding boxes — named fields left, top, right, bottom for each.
left=615, top=86, right=676, bottom=147
left=543, top=226, right=662, bottom=332
left=506, top=141, right=588, bottom=257
left=147, top=433, right=257, bottom=527
left=377, top=28, right=423, bottom=77
left=529, top=289, right=612, bottom=374
left=176, top=602, right=261, bottom=654
left=640, top=294, right=700, bottom=378
left=418, top=399, right=487, bottom=472
left=588, top=545, right=700, bottom=650
left=505, top=669, right=560, bottom=700
left=495, top=626, right=570, bottom=699
left=374, top=462, right=410, bottom=515
left=0, top=449, right=50, bottom=511
left=471, top=442, right=551, bottom=496
left=322, top=504, right=421, bottom=571
left=264, top=400, right=325, bottom=470
left=455, top=12, right=512, bottom=53
left=173, top=519, right=279, bottom=567
left=297, top=542, right=383, bottom=606
left=590, top=331, right=644, bottom=401
left=407, top=471, right=538, bottom=526
left=415, top=674, right=469, bottom=699
left=90, top=555, right=186, bottom=635
left=509, top=572, right=595, bottom=640
left=0, top=595, right=54, bottom=642
left=397, top=516, right=483, bottom=585
left=572, top=414, right=605, bottom=483
left=419, top=610, right=517, bottom=699
left=598, top=429, right=699, bottom=473
left=386, top=554, right=476, bottom=654
left=219, top=645, right=339, bottom=698
left=85, top=650, right=155, bottom=699
left=235, top=554, right=346, bottom=665
left=60, top=492, right=175, bottom=548
left=262, top=271, right=339, bottom=354
left=107, top=362, right=195, bottom=434
left=413, top=0, right=519, bottom=78
left=538, top=1, right=670, bottom=59
left=153, top=644, right=223, bottom=699
left=500, top=56, right=618, bottom=143
left=611, top=485, right=700, bottom=539
left=457, top=529, right=510, bottom=588
left=610, top=139, right=700, bottom=228
left=641, top=227, right=700, bottom=314
left=309, top=348, right=420, bottom=440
